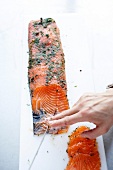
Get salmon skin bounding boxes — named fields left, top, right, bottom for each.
left=28, top=18, right=69, bottom=135
left=66, top=126, right=101, bottom=170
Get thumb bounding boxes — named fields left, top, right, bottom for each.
left=81, top=125, right=104, bottom=139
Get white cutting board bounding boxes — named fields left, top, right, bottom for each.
left=19, top=14, right=108, bottom=170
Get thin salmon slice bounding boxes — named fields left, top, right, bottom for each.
left=66, top=126, right=101, bottom=170
left=28, top=18, right=69, bottom=135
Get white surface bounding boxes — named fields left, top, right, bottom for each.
left=19, top=14, right=107, bottom=170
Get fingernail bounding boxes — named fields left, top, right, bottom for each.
left=81, top=133, right=87, bottom=138
left=45, top=118, right=51, bottom=121
left=45, top=118, right=49, bottom=121
left=81, top=132, right=94, bottom=139
left=81, top=131, right=89, bottom=138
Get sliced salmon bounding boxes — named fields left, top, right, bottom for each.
left=28, top=18, right=69, bottom=135
left=66, top=126, right=101, bottom=170
left=32, top=84, right=69, bottom=114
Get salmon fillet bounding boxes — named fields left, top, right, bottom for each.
left=66, top=126, right=101, bottom=170
left=28, top=18, right=69, bottom=135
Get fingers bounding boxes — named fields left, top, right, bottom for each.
left=81, top=124, right=109, bottom=139
left=48, top=106, right=79, bottom=121
left=49, top=111, right=88, bottom=127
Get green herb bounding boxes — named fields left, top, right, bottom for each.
left=36, top=59, right=41, bottom=64
left=36, top=53, right=42, bottom=57
left=42, top=43, right=46, bottom=48
left=46, top=71, right=53, bottom=82
left=35, top=32, right=39, bottom=36
left=74, top=85, right=77, bottom=87
left=49, top=75, right=52, bottom=79
left=41, top=18, right=55, bottom=28
left=43, top=50, right=46, bottom=54
left=48, top=65, right=54, bottom=70
left=32, top=32, right=36, bottom=36
left=45, top=34, right=49, bottom=38
left=35, top=18, right=43, bottom=25
left=40, top=18, right=43, bottom=24
left=42, top=53, right=46, bottom=57
left=60, top=80, right=66, bottom=83
left=43, top=24, right=47, bottom=28
left=45, top=61, right=48, bottom=65
left=27, top=65, right=32, bottom=69
left=34, top=38, right=40, bottom=46
left=31, top=77, right=34, bottom=82
left=44, top=18, right=55, bottom=23
left=33, top=22, right=38, bottom=27
left=40, top=31, right=44, bottom=36
left=45, top=79, right=49, bottom=85
left=28, top=77, right=30, bottom=84
left=48, top=52, right=56, bottom=57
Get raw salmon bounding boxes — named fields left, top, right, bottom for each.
left=28, top=18, right=69, bottom=135
left=66, top=126, right=101, bottom=170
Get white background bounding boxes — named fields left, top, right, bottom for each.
left=20, top=13, right=107, bottom=170
left=0, top=0, right=113, bottom=170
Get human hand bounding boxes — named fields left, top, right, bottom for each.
left=48, top=89, right=113, bottom=139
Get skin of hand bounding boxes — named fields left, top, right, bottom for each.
left=48, top=89, right=113, bottom=139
